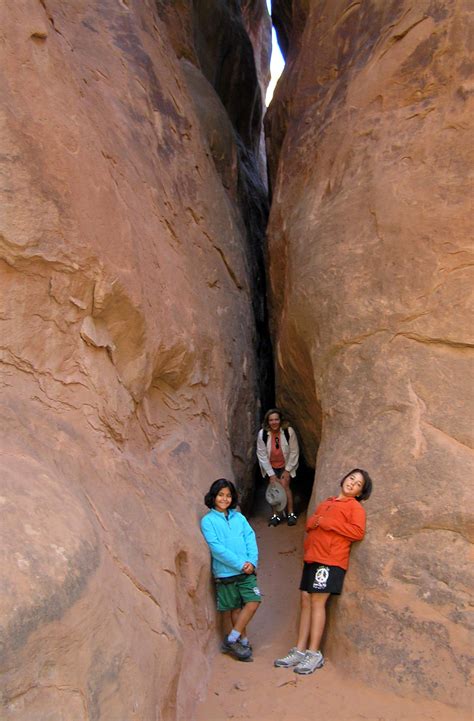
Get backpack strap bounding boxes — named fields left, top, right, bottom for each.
left=262, top=428, right=290, bottom=444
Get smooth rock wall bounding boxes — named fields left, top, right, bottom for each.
left=266, top=0, right=473, bottom=708
left=0, top=1, right=269, bottom=719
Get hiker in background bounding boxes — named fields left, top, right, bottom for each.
left=274, top=468, right=373, bottom=675
left=200, top=479, right=261, bottom=662
left=256, top=408, right=299, bottom=527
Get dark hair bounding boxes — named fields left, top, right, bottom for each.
left=340, top=468, right=373, bottom=501
left=262, top=407, right=289, bottom=431
left=204, top=478, right=238, bottom=509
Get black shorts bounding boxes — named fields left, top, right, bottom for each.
left=268, top=467, right=285, bottom=478
left=299, top=562, right=346, bottom=595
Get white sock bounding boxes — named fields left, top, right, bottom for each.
left=227, top=629, right=241, bottom=644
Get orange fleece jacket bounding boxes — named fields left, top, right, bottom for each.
left=304, top=496, right=366, bottom=570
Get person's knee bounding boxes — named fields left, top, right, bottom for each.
left=311, top=593, right=329, bottom=607
left=246, top=601, right=260, bottom=612
left=300, top=592, right=310, bottom=609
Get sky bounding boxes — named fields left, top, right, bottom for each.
left=265, top=1, right=285, bottom=105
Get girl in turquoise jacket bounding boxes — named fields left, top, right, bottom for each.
left=201, top=479, right=261, bottom=661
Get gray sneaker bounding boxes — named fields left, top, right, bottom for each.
left=221, top=639, right=252, bottom=662
left=274, top=647, right=306, bottom=667
left=293, top=650, right=324, bottom=674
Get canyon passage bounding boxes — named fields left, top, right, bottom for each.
left=0, top=2, right=472, bottom=720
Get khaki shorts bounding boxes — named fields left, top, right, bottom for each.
left=215, top=573, right=262, bottom=611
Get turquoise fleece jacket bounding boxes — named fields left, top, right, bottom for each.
left=200, top=508, right=259, bottom=579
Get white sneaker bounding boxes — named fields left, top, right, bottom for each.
left=293, top=650, right=324, bottom=674
left=274, top=647, right=306, bottom=667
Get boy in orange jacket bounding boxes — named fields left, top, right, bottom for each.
left=274, top=468, right=373, bottom=675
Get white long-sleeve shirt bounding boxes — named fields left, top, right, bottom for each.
left=256, top=427, right=299, bottom=478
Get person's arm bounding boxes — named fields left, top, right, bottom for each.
left=284, top=427, right=299, bottom=475
left=200, top=517, right=246, bottom=572
left=242, top=517, right=258, bottom=571
left=256, top=429, right=274, bottom=478
left=318, top=504, right=366, bottom=540
left=306, top=502, right=325, bottom=530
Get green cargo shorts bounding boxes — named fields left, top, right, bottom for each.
left=215, top=573, right=262, bottom=611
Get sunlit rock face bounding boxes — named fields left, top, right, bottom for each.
left=0, top=2, right=269, bottom=719
left=266, top=0, right=473, bottom=708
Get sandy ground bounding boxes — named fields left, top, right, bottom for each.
left=195, top=503, right=470, bottom=721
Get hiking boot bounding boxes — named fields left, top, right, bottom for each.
left=287, top=512, right=298, bottom=526
left=274, top=647, right=306, bottom=668
left=240, top=640, right=253, bottom=653
left=293, top=650, right=324, bottom=675
left=221, top=639, right=253, bottom=662
left=268, top=514, right=281, bottom=527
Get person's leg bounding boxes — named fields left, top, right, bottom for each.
left=308, top=593, right=330, bottom=651
left=292, top=592, right=330, bottom=674
left=279, top=475, right=294, bottom=515
left=267, top=472, right=283, bottom=525
left=296, top=591, right=311, bottom=651
left=221, top=610, right=233, bottom=635
left=231, top=601, right=259, bottom=634
left=230, top=608, right=248, bottom=642
left=218, top=584, right=252, bottom=660
left=222, top=607, right=253, bottom=660
left=274, top=591, right=309, bottom=667
left=226, top=575, right=261, bottom=648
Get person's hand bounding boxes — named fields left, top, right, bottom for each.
left=269, top=475, right=278, bottom=484
left=242, top=562, right=254, bottom=574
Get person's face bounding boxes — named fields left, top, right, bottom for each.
left=214, top=487, right=233, bottom=512
left=341, top=471, right=365, bottom=498
left=268, top=413, right=281, bottom=432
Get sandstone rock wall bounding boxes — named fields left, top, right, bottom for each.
left=159, top=0, right=274, bottom=412
left=0, top=2, right=270, bottom=719
left=266, top=0, right=473, bottom=708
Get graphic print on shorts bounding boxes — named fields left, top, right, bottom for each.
left=313, top=566, right=329, bottom=590
left=253, top=586, right=261, bottom=596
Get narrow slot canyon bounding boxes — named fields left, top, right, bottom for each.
left=0, top=2, right=472, bottom=721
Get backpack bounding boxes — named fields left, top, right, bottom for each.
left=262, top=428, right=290, bottom=445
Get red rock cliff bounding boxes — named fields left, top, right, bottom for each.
left=0, top=2, right=270, bottom=719
left=266, top=0, right=473, bottom=708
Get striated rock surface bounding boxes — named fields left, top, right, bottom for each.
left=0, top=1, right=270, bottom=719
left=266, top=0, right=473, bottom=709
left=158, top=0, right=274, bottom=411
